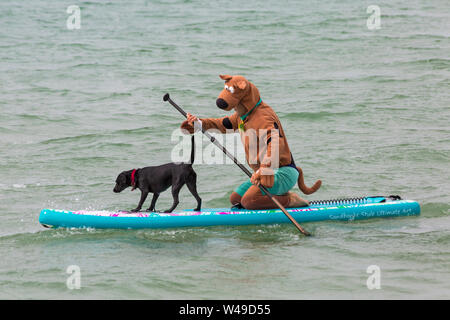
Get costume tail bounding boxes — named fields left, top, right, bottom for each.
left=297, top=166, right=321, bottom=195
left=190, top=134, right=195, bottom=165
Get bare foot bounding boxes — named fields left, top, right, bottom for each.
left=287, top=192, right=309, bottom=207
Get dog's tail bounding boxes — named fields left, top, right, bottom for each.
left=190, top=134, right=195, bottom=165
left=297, top=166, right=322, bottom=195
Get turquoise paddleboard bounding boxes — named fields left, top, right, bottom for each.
left=39, top=196, right=420, bottom=230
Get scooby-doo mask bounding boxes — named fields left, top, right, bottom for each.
left=216, top=75, right=261, bottom=112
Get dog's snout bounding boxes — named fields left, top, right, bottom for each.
left=216, top=98, right=228, bottom=109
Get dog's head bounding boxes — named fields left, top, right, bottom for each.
left=216, top=75, right=261, bottom=112
left=113, top=171, right=130, bottom=193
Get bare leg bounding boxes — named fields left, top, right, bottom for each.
left=229, top=192, right=242, bottom=206
left=240, top=186, right=308, bottom=210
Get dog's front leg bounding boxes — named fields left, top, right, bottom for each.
left=146, top=193, right=160, bottom=212
left=131, top=191, right=148, bottom=212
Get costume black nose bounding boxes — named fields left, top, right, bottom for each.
left=216, top=98, right=228, bottom=109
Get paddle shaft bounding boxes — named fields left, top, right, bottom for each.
left=163, top=93, right=311, bottom=236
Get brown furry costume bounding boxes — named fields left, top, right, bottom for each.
left=181, top=75, right=321, bottom=209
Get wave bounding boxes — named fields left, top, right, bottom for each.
left=400, top=58, right=450, bottom=69
left=39, top=125, right=163, bottom=144
left=0, top=227, right=120, bottom=245
left=0, top=221, right=303, bottom=248
left=30, top=86, right=71, bottom=95
left=10, top=113, right=72, bottom=123
left=420, top=202, right=450, bottom=218
left=280, top=111, right=354, bottom=120
left=40, top=133, right=100, bottom=145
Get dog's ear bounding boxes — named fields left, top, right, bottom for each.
left=236, top=80, right=247, bottom=90
left=219, top=74, right=232, bottom=81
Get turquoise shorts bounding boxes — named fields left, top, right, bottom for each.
left=235, top=166, right=299, bottom=196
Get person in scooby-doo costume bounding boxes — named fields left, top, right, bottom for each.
left=181, top=75, right=321, bottom=210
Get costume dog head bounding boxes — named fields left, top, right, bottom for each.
left=216, top=75, right=261, bottom=113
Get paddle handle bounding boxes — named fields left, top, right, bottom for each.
left=163, top=93, right=311, bottom=236
left=164, top=93, right=253, bottom=178
left=164, top=93, right=187, bottom=117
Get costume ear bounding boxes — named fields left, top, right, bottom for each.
left=219, top=74, right=233, bottom=81
left=236, top=80, right=247, bottom=90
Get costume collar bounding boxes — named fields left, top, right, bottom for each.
left=240, top=97, right=261, bottom=121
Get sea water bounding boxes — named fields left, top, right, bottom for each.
left=0, top=0, right=449, bottom=299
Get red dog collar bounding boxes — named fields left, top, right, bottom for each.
left=131, top=169, right=137, bottom=191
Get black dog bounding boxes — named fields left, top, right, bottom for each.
left=113, top=135, right=201, bottom=213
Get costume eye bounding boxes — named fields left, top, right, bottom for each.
left=224, top=85, right=234, bottom=93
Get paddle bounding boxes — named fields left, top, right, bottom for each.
left=163, top=93, right=311, bottom=236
